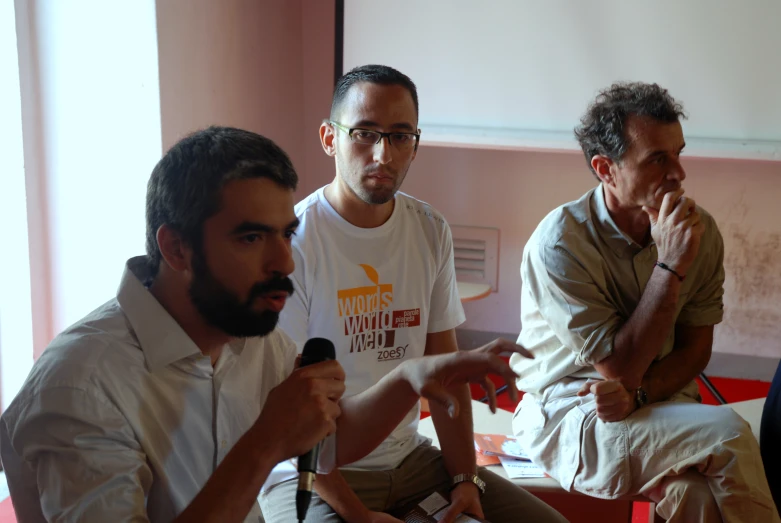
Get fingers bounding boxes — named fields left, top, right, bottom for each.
left=577, top=379, right=600, bottom=397
left=296, top=360, right=346, bottom=381
left=596, top=399, right=632, bottom=420
left=421, top=381, right=460, bottom=418
left=591, top=380, right=624, bottom=396
left=438, top=499, right=467, bottom=523
left=306, top=394, right=341, bottom=439
left=585, top=381, right=633, bottom=422
left=479, top=338, right=534, bottom=359
left=320, top=379, right=346, bottom=401
left=642, top=205, right=659, bottom=227
left=296, top=362, right=346, bottom=401
left=457, top=351, right=520, bottom=389
left=479, top=376, right=497, bottom=413
left=483, top=353, right=520, bottom=404
left=659, top=188, right=684, bottom=222
left=670, top=195, right=696, bottom=223
left=322, top=400, right=341, bottom=436
left=682, top=209, right=702, bottom=229
left=421, top=351, right=521, bottom=409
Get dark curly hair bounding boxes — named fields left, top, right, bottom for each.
left=574, top=82, right=687, bottom=178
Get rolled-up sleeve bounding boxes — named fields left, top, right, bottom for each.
left=4, top=386, right=152, bottom=522
left=678, top=219, right=725, bottom=327
left=526, top=242, right=621, bottom=367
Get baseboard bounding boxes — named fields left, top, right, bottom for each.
left=456, top=329, right=780, bottom=382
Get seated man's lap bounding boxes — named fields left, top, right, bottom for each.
left=261, top=442, right=566, bottom=523
left=625, top=397, right=757, bottom=494
left=517, top=390, right=755, bottom=499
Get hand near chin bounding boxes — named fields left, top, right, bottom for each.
left=642, top=188, right=704, bottom=277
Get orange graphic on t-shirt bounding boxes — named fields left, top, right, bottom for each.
left=337, top=264, right=420, bottom=354
left=337, top=264, right=393, bottom=317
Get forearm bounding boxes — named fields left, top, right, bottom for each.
left=336, top=362, right=419, bottom=466
left=175, top=424, right=278, bottom=523
left=430, top=383, right=476, bottom=476
left=642, top=331, right=713, bottom=404
left=597, top=267, right=682, bottom=389
left=313, top=469, right=370, bottom=523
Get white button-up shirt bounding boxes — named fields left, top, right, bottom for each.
left=0, top=257, right=300, bottom=522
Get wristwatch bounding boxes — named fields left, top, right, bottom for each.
left=452, top=473, right=486, bottom=497
left=635, top=386, right=649, bottom=408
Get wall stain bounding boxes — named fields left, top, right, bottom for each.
left=719, top=189, right=781, bottom=357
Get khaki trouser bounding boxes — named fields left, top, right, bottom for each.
left=514, top=385, right=780, bottom=523
left=260, top=441, right=568, bottom=523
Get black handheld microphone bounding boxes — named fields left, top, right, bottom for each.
left=296, top=337, right=336, bottom=522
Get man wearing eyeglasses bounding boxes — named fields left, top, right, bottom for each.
left=259, top=65, right=566, bottom=523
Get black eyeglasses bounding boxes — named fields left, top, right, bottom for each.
left=329, top=121, right=420, bottom=150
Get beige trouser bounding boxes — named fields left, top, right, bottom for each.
left=259, top=441, right=568, bottom=522
left=514, top=389, right=779, bottom=523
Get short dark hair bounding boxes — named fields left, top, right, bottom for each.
left=145, top=126, right=298, bottom=276
left=574, top=82, right=687, bottom=176
left=330, top=64, right=419, bottom=120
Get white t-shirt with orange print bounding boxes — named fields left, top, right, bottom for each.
left=279, top=185, right=466, bottom=471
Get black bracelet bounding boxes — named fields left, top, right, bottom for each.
left=655, top=261, right=685, bottom=282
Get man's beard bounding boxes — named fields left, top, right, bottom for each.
left=188, top=252, right=294, bottom=338
left=339, top=159, right=408, bottom=205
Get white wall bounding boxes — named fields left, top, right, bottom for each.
left=344, top=0, right=781, bottom=154
left=15, top=0, right=163, bottom=351
left=1, top=0, right=34, bottom=409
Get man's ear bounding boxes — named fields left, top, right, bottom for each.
left=320, top=121, right=336, bottom=157
left=156, top=224, right=190, bottom=272
left=591, top=155, right=615, bottom=186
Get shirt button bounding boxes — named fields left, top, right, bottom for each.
left=221, top=440, right=227, bottom=448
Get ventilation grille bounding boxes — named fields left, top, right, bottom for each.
left=451, top=225, right=499, bottom=291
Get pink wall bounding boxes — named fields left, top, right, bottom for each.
left=156, top=0, right=306, bottom=186
left=156, top=0, right=337, bottom=198
left=391, top=146, right=781, bottom=358
left=300, top=0, right=336, bottom=195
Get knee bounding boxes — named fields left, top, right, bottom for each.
left=711, top=408, right=754, bottom=442
left=661, top=471, right=719, bottom=515
left=668, top=473, right=713, bottom=501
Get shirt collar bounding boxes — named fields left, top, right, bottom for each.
left=116, top=256, right=204, bottom=372
left=591, top=184, right=647, bottom=257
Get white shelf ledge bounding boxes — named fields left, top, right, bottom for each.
left=419, top=124, right=781, bottom=162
